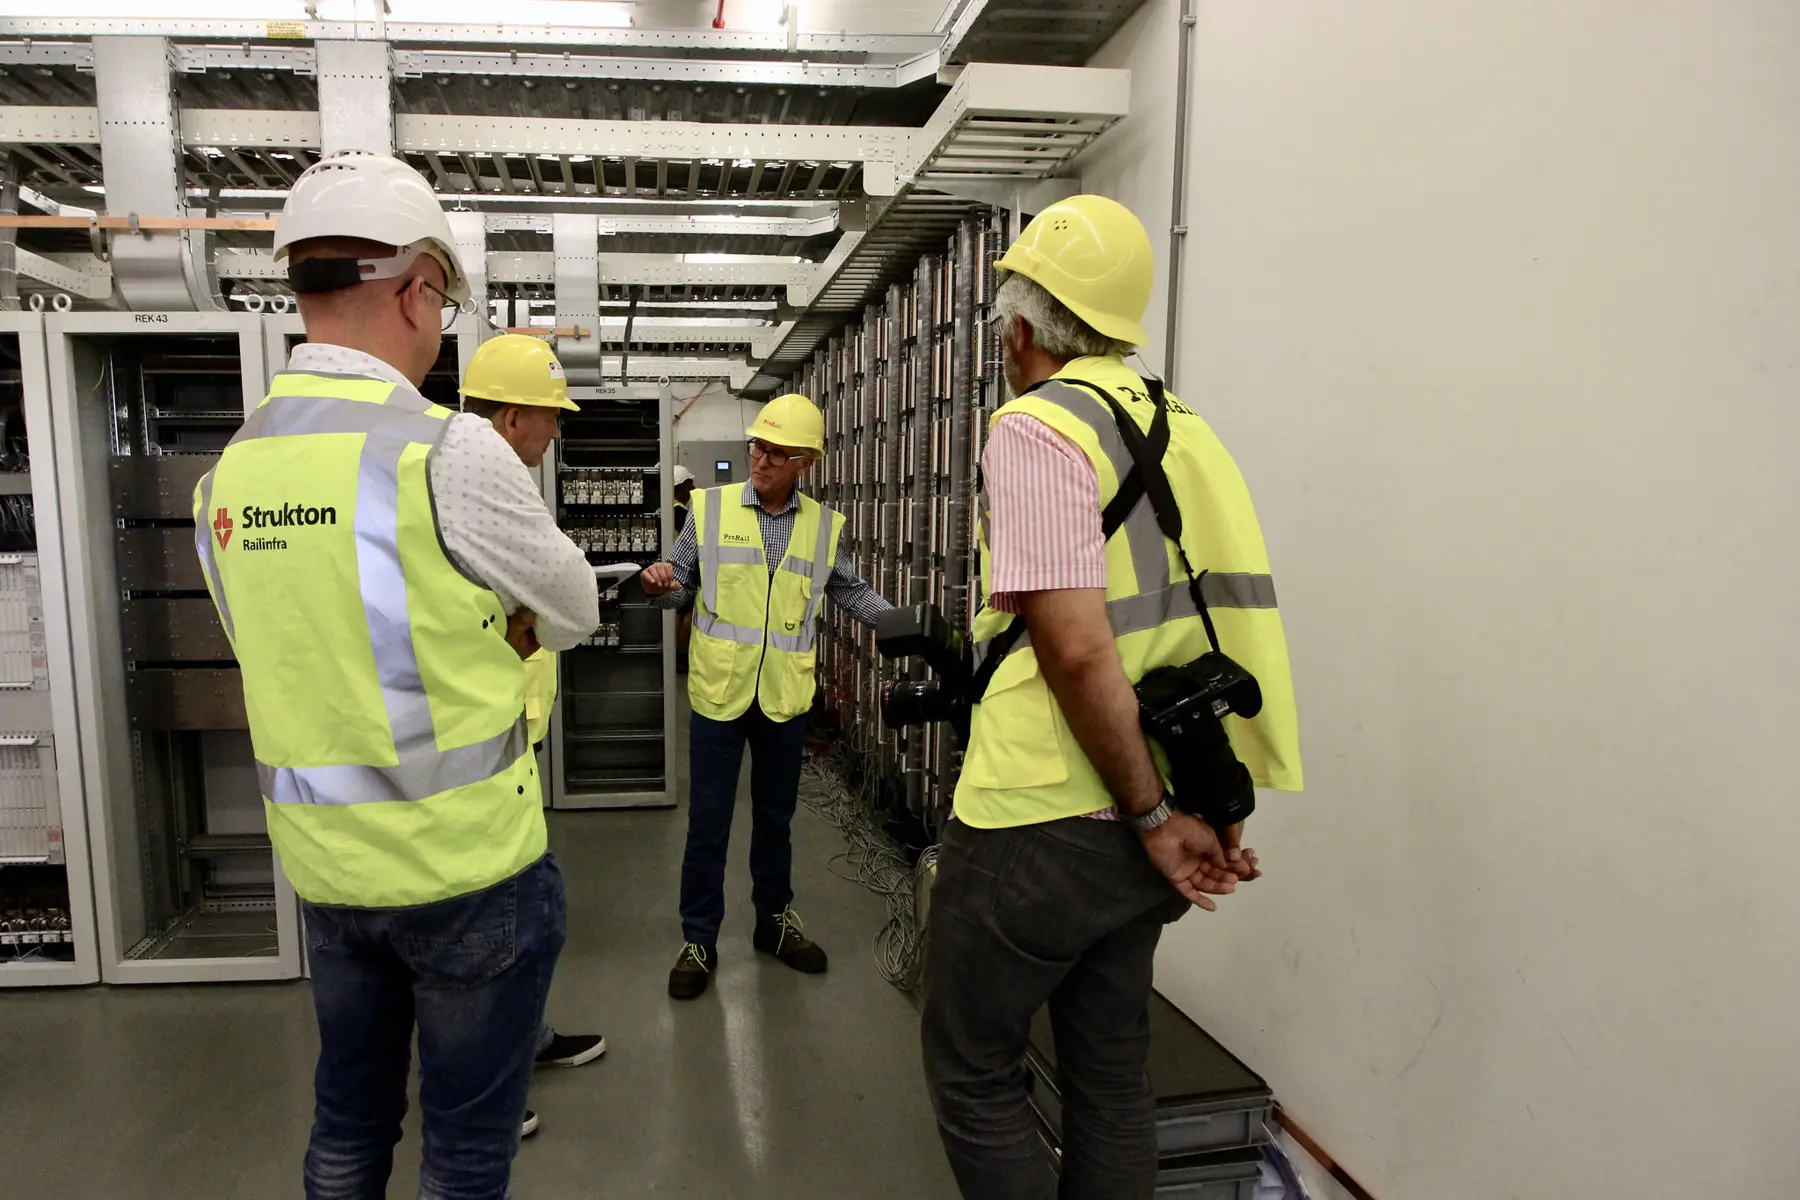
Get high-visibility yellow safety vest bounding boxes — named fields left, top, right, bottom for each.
left=194, top=372, right=544, bottom=907
left=524, top=649, right=556, bottom=746
left=956, top=355, right=1303, bottom=829
left=687, top=485, right=844, bottom=723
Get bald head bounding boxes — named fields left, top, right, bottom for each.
left=289, top=236, right=452, bottom=386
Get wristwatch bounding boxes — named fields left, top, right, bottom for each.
left=1128, top=795, right=1176, bottom=834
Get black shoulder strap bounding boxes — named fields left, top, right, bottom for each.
left=970, top=376, right=1212, bottom=702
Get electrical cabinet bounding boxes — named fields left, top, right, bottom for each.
left=46, top=311, right=303, bottom=984
left=0, top=313, right=101, bottom=988
left=546, top=383, right=678, bottom=810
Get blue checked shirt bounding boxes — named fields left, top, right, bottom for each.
left=654, top=482, right=892, bottom=628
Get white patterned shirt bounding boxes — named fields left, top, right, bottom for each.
left=283, top=343, right=599, bottom=652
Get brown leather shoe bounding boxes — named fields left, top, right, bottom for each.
left=753, top=908, right=828, bottom=974
left=668, top=942, right=715, bottom=1000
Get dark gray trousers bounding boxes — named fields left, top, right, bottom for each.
left=920, top=816, right=1189, bottom=1200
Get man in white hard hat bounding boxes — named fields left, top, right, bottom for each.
left=641, top=394, right=893, bottom=1000
left=194, top=153, right=597, bottom=1198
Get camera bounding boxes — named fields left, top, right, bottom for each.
left=876, top=605, right=973, bottom=738
left=1135, top=652, right=1262, bottom=829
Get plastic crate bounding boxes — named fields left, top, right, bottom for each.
left=1025, top=990, right=1273, bottom=1158
left=1156, top=1147, right=1264, bottom=1200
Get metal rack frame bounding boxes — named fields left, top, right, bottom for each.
left=0, top=311, right=101, bottom=988
left=545, top=381, right=678, bottom=811
left=46, top=309, right=302, bottom=985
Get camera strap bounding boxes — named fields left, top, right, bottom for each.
left=1059, top=377, right=1224, bottom=657
left=969, top=381, right=1157, bottom=701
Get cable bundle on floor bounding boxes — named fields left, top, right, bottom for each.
left=799, top=750, right=936, bottom=991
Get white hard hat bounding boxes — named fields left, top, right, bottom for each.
left=274, top=151, right=469, bottom=304
left=672, top=465, right=695, bottom=486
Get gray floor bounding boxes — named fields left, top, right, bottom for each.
left=0, top=766, right=960, bottom=1197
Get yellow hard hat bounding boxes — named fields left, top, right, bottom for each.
left=746, top=393, right=825, bottom=455
left=994, top=195, right=1154, bottom=347
left=460, top=333, right=580, bottom=411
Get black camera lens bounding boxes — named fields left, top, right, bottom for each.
left=882, top=680, right=961, bottom=730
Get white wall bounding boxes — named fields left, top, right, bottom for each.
left=1076, top=3, right=1800, bottom=1198
left=674, top=387, right=760, bottom=444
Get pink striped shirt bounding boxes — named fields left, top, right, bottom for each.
left=980, top=411, right=1119, bottom=820
left=983, top=412, right=1106, bottom=611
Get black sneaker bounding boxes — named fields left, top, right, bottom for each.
left=521, top=1109, right=540, bottom=1139
left=535, top=1032, right=606, bottom=1068
left=753, top=908, right=828, bottom=974
left=668, top=942, right=715, bottom=1000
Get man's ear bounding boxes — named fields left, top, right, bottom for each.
left=1006, top=314, right=1033, bottom=358
left=396, top=275, right=428, bottom=332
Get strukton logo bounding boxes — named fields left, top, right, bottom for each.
left=241, top=502, right=338, bottom=529
left=215, top=502, right=337, bottom=552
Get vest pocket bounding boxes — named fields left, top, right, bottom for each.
left=962, top=667, right=1070, bottom=790
left=691, top=639, right=754, bottom=711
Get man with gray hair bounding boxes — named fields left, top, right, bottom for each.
left=920, top=195, right=1301, bottom=1198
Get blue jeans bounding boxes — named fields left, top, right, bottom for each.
left=302, top=854, right=567, bottom=1200
left=679, top=703, right=807, bottom=949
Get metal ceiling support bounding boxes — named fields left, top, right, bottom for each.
left=595, top=318, right=792, bottom=358
left=486, top=211, right=840, bottom=239
left=595, top=254, right=815, bottom=301
left=0, top=107, right=101, bottom=145
left=180, top=109, right=321, bottom=149
left=14, top=247, right=110, bottom=299
left=394, top=114, right=911, bottom=196
left=217, top=247, right=816, bottom=298
left=173, top=44, right=317, bottom=74
left=393, top=48, right=941, bottom=90
left=553, top=212, right=600, bottom=384
left=93, top=36, right=212, bottom=311
left=0, top=42, right=92, bottom=69
left=0, top=20, right=944, bottom=57
left=598, top=355, right=753, bottom=387
left=315, top=41, right=393, bottom=158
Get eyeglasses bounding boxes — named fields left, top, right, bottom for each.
left=748, top=439, right=802, bottom=467
left=398, top=277, right=467, bottom=332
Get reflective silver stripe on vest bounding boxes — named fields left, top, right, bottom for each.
left=193, top=466, right=236, bottom=643
left=257, top=720, right=529, bottom=807
left=1028, top=380, right=1169, bottom=596
left=228, top=386, right=525, bottom=806
left=769, top=506, right=838, bottom=653
left=236, top=392, right=447, bottom=446
left=971, top=573, right=1278, bottom=667
left=354, top=434, right=437, bottom=755
left=693, top=608, right=764, bottom=645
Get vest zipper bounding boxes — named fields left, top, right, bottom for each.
left=752, top=551, right=776, bottom=707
